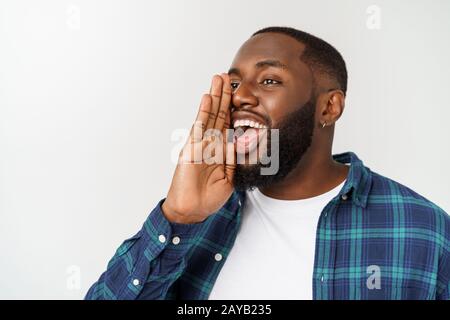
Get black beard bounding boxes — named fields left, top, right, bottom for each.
left=233, top=98, right=316, bottom=192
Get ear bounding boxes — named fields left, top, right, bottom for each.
left=318, top=89, right=345, bottom=127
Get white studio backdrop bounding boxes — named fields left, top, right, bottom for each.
left=0, top=0, right=449, bottom=299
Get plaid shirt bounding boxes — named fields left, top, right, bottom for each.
left=86, top=152, right=450, bottom=300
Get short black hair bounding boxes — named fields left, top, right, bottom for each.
left=252, top=26, right=348, bottom=95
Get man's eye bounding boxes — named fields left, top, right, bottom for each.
left=230, top=82, right=240, bottom=90
left=261, top=79, right=280, bottom=85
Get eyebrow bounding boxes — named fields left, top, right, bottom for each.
left=228, top=59, right=289, bottom=76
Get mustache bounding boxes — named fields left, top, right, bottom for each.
left=231, top=107, right=273, bottom=128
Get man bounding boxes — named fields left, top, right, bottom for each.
left=86, top=26, right=449, bottom=300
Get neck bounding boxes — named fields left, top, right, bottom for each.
left=259, top=146, right=349, bottom=200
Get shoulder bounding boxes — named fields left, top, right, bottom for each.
left=351, top=162, right=450, bottom=298
left=367, top=170, right=449, bottom=244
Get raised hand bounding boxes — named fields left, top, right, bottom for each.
left=162, top=74, right=236, bottom=224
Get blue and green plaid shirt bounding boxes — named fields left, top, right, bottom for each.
left=86, top=152, right=450, bottom=300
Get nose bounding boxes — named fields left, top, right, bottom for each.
left=231, top=81, right=259, bottom=111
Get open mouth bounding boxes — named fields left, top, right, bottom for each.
left=233, top=119, right=269, bottom=155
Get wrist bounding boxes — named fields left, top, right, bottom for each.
left=161, top=200, right=202, bottom=224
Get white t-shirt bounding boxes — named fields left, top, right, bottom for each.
left=208, top=180, right=346, bottom=300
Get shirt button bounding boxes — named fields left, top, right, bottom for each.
left=132, top=279, right=140, bottom=286
left=172, top=236, right=181, bottom=245
left=238, top=200, right=242, bottom=206
left=341, top=194, right=348, bottom=201
left=324, top=212, right=328, bottom=217
left=320, top=275, right=324, bottom=282
left=214, top=253, right=223, bottom=262
left=158, top=234, right=166, bottom=243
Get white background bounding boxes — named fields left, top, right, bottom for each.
left=1, top=0, right=449, bottom=299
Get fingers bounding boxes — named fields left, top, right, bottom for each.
left=224, top=130, right=236, bottom=180
left=206, top=75, right=223, bottom=130
left=214, top=73, right=232, bottom=130
left=189, top=94, right=212, bottom=143
left=189, top=73, right=232, bottom=145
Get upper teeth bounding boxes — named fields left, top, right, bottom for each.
left=233, top=119, right=268, bottom=129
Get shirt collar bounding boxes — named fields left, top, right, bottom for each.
left=333, top=151, right=372, bottom=208
left=235, top=151, right=373, bottom=209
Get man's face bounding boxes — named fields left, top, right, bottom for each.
left=228, top=32, right=317, bottom=191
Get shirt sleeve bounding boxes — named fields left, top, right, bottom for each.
left=85, top=198, right=204, bottom=300
left=436, top=210, right=450, bottom=300
left=436, top=244, right=450, bottom=300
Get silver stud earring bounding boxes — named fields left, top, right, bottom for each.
left=321, top=121, right=327, bottom=128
